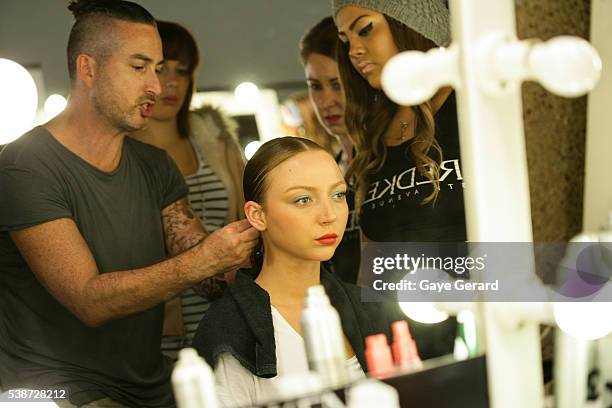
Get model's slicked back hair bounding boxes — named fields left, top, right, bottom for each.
left=243, top=137, right=328, bottom=204
left=299, top=16, right=339, bottom=65
left=66, top=0, right=157, bottom=81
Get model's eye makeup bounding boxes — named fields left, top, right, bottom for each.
left=294, top=196, right=312, bottom=205
left=332, top=190, right=347, bottom=200
left=358, top=22, right=373, bottom=37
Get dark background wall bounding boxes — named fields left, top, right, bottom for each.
left=516, top=0, right=591, bottom=241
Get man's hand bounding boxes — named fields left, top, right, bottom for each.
left=194, top=219, right=259, bottom=277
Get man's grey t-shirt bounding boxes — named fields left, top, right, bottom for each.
left=0, top=127, right=188, bottom=407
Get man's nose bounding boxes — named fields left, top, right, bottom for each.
left=147, top=68, right=162, bottom=96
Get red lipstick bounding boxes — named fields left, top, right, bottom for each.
left=317, top=233, right=338, bottom=245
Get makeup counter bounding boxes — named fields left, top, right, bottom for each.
left=169, top=301, right=611, bottom=408
left=241, top=355, right=489, bottom=408
left=170, top=281, right=611, bottom=408
left=170, top=284, right=491, bottom=408
left=168, top=307, right=612, bottom=408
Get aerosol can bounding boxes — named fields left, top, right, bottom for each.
left=301, top=285, right=349, bottom=389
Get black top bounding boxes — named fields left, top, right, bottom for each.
left=0, top=127, right=188, bottom=407
left=192, top=267, right=407, bottom=377
left=360, top=92, right=466, bottom=242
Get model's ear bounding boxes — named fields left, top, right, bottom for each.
left=76, top=54, right=97, bottom=87
left=244, top=201, right=266, bottom=231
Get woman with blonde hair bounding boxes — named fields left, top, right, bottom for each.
left=193, top=137, right=406, bottom=407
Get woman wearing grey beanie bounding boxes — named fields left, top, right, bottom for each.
left=333, top=0, right=464, bottom=360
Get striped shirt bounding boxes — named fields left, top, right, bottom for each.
left=161, top=140, right=229, bottom=358
left=185, top=143, right=230, bottom=232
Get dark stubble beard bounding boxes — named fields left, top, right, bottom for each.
left=92, top=81, right=144, bottom=133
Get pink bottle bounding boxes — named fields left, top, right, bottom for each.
left=391, top=320, right=423, bottom=371
left=365, top=334, right=394, bottom=379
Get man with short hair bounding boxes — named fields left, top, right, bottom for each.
left=0, top=1, right=258, bottom=406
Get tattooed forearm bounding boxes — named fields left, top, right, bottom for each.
left=162, top=199, right=207, bottom=255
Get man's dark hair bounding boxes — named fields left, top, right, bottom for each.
left=66, top=0, right=157, bottom=81
left=299, top=16, right=339, bottom=65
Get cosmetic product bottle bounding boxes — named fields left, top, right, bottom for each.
left=391, top=320, right=423, bottom=370
left=347, top=379, right=400, bottom=408
left=269, top=371, right=324, bottom=407
left=301, top=285, right=349, bottom=389
left=365, top=333, right=394, bottom=379
left=171, top=348, right=219, bottom=408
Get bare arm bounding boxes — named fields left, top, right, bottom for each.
left=10, top=199, right=259, bottom=327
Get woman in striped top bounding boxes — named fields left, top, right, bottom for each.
left=131, top=21, right=246, bottom=358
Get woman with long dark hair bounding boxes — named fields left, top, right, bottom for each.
left=334, top=0, right=464, bottom=242
left=333, top=0, right=464, bottom=359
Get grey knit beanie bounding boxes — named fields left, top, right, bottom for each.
left=331, top=0, right=450, bottom=47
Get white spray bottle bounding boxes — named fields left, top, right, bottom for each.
left=301, top=285, right=349, bottom=389
left=171, top=348, right=219, bottom=408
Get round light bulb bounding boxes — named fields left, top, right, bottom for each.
left=382, top=46, right=458, bottom=106
left=0, top=58, right=38, bottom=145
left=553, top=302, right=612, bottom=340
left=234, top=82, right=260, bottom=106
left=44, top=94, right=67, bottom=119
left=399, top=302, right=449, bottom=324
left=529, top=36, right=602, bottom=98
left=244, top=140, right=261, bottom=160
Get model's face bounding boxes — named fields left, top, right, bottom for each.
left=152, top=59, right=191, bottom=121
left=259, top=150, right=348, bottom=263
left=336, top=6, right=399, bottom=90
left=304, top=53, right=347, bottom=137
left=91, top=21, right=163, bottom=132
